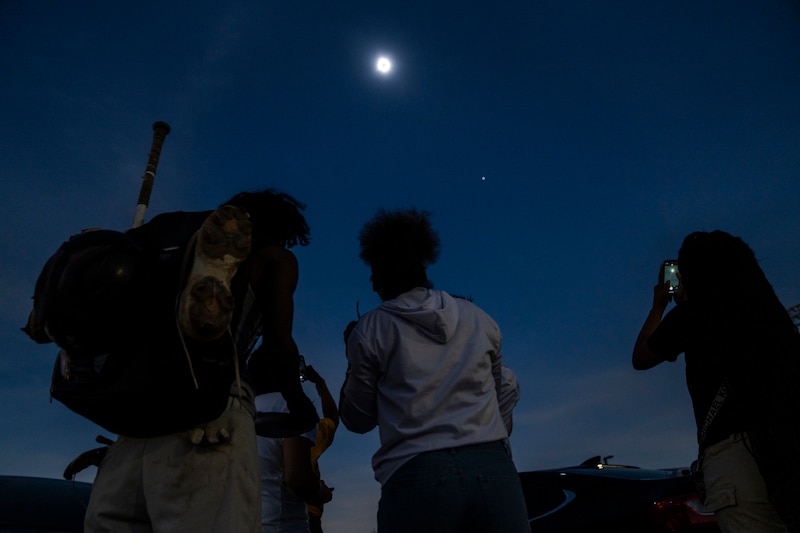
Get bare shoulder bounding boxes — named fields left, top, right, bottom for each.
left=250, top=245, right=298, bottom=269
left=248, top=245, right=298, bottom=289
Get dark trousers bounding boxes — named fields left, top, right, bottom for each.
left=377, top=440, right=530, bottom=533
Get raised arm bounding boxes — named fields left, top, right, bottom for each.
left=303, top=364, right=339, bottom=428
left=632, top=274, right=672, bottom=370
left=282, top=436, right=330, bottom=507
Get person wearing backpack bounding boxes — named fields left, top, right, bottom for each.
left=633, top=230, right=800, bottom=532
left=26, top=188, right=318, bottom=532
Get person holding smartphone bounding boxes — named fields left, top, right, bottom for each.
left=632, top=230, right=800, bottom=532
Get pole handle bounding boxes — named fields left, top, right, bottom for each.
left=131, top=121, right=171, bottom=228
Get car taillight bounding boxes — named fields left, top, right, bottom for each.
left=647, top=494, right=718, bottom=531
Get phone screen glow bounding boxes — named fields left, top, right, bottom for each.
left=663, top=261, right=679, bottom=294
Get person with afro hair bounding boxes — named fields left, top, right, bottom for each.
left=340, top=208, right=530, bottom=533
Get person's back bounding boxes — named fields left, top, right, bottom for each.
left=340, top=208, right=530, bottom=533
left=79, top=203, right=262, bottom=532
left=344, top=287, right=507, bottom=483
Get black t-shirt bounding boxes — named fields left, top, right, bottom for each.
left=647, top=303, right=747, bottom=450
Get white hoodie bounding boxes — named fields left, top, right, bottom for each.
left=340, top=287, right=509, bottom=485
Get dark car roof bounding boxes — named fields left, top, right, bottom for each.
left=530, top=464, right=692, bottom=481
left=517, top=461, right=710, bottom=531
left=0, top=475, right=91, bottom=532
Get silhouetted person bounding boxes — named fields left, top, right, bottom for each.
left=256, top=355, right=333, bottom=533
left=633, top=230, right=800, bottom=532
left=70, top=188, right=317, bottom=532
left=340, top=208, right=530, bottom=533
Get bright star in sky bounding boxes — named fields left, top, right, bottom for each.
left=376, top=56, right=392, bottom=74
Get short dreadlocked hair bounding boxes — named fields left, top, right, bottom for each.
left=222, top=189, right=310, bottom=248
left=358, top=208, right=440, bottom=280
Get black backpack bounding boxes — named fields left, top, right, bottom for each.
left=24, top=229, right=148, bottom=356
left=24, top=212, right=239, bottom=437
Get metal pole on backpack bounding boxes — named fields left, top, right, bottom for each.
left=131, top=121, right=171, bottom=228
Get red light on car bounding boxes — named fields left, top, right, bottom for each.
left=648, top=494, right=717, bottom=531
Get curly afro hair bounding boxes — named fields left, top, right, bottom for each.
left=358, top=208, right=440, bottom=273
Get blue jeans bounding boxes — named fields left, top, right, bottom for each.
left=377, top=440, right=530, bottom=533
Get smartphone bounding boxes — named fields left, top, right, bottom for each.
left=298, top=355, right=307, bottom=382
left=662, top=260, right=679, bottom=294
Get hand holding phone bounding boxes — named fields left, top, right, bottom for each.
left=299, top=355, right=308, bottom=382
left=662, top=260, right=679, bottom=294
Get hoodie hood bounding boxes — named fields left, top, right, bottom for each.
left=380, top=287, right=459, bottom=344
